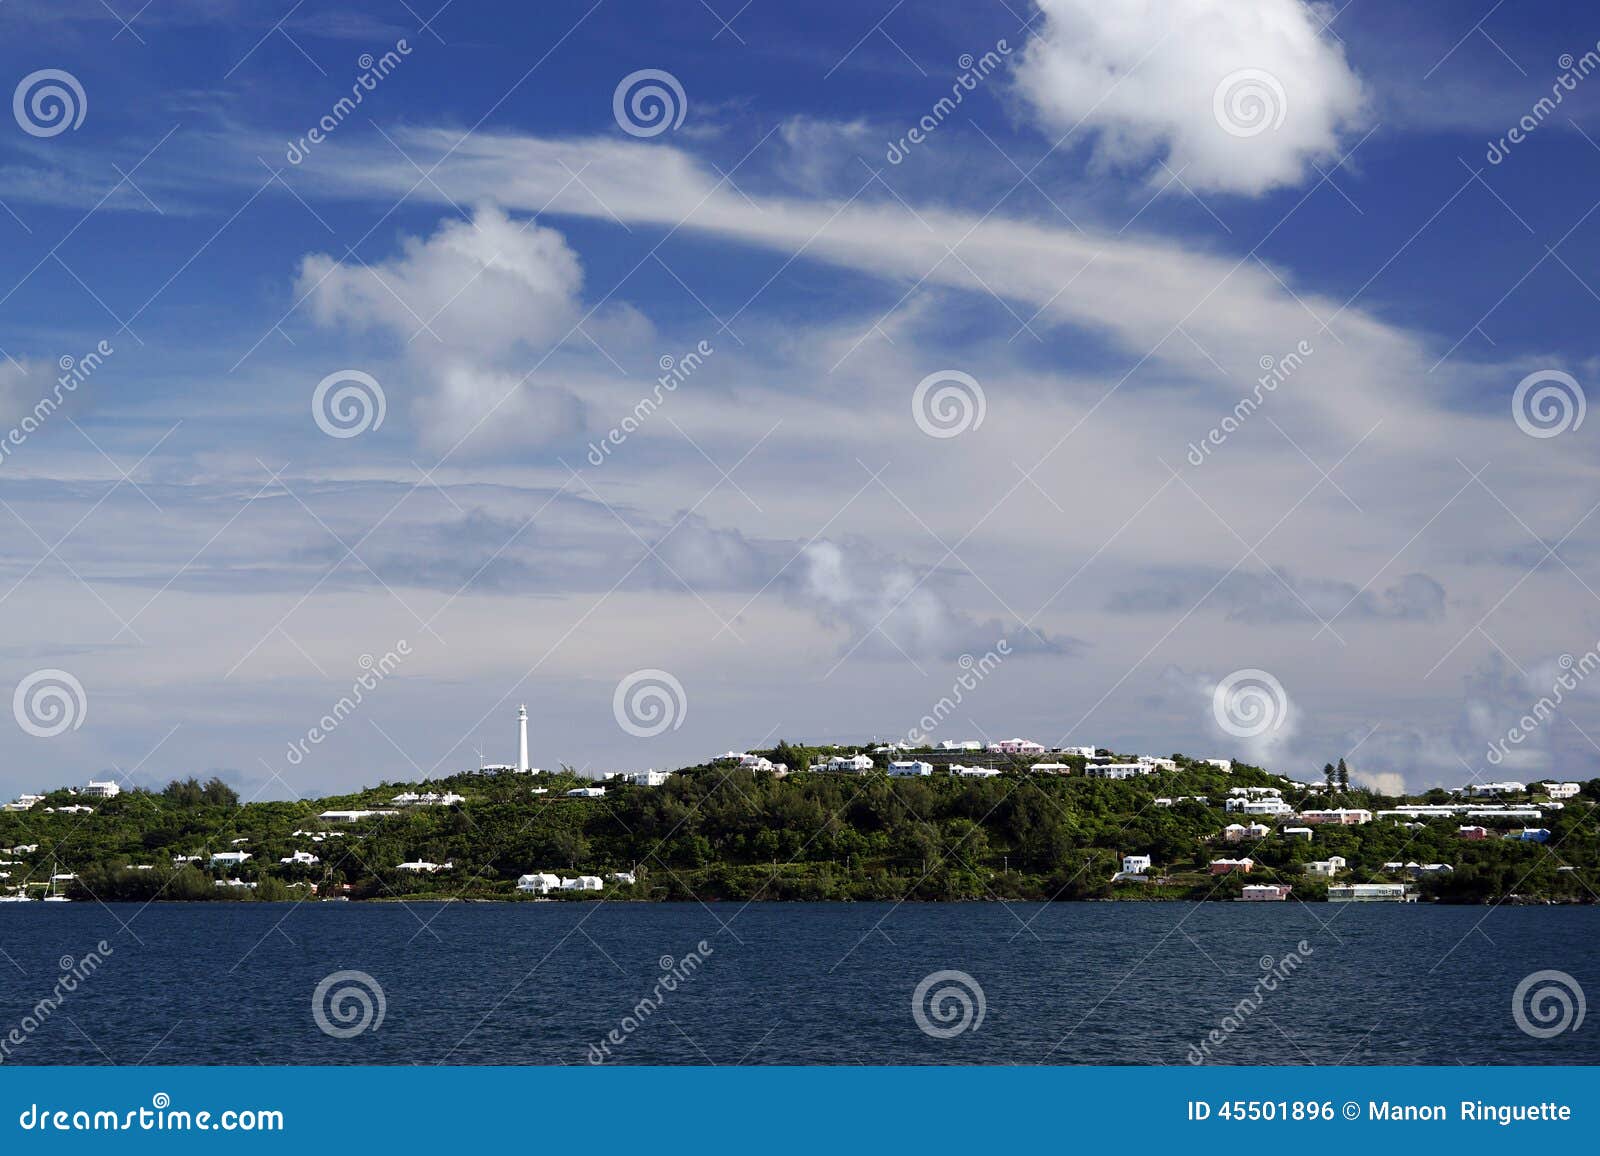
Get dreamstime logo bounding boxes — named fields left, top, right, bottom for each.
left=0, top=340, right=114, bottom=469
left=1186, top=942, right=1313, bottom=1064
left=911, top=969, right=986, bottom=1039
left=587, top=339, right=713, bottom=466
left=885, top=39, right=1013, bottom=163
left=284, top=642, right=410, bottom=767
left=1212, top=68, right=1286, bottom=138
left=912, top=370, right=985, bottom=438
left=0, top=940, right=113, bottom=1064
left=285, top=39, right=412, bottom=164
left=1512, top=369, right=1584, bottom=439
left=13, top=69, right=87, bottom=138
left=586, top=940, right=714, bottom=1063
left=905, top=640, right=1011, bottom=745
left=312, top=369, right=386, bottom=438
left=1512, top=969, right=1586, bottom=1039
left=1212, top=669, right=1287, bottom=739
left=312, top=970, right=386, bottom=1039
left=12, top=669, right=87, bottom=738
left=612, top=669, right=687, bottom=738
left=1187, top=339, right=1313, bottom=466
left=1487, top=45, right=1600, bottom=165
left=613, top=69, right=686, bottom=138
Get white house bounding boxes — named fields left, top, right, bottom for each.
left=1121, top=854, right=1152, bottom=875
left=1542, top=781, right=1581, bottom=799
left=516, top=872, right=562, bottom=894
left=1204, top=759, right=1233, bottom=772
left=616, top=769, right=672, bottom=787
left=1282, top=826, right=1314, bottom=841
left=888, top=760, right=933, bottom=777
left=1058, top=746, right=1097, bottom=759
left=279, top=851, right=320, bottom=866
left=318, top=809, right=400, bottom=823
left=1225, top=797, right=1293, bottom=816
left=3, top=794, right=45, bottom=812
left=209, top=851, right=251, bottom=866
left=825, top=753, right=875, bottom=773
left=392, top=791, right=465, bottom=807
left=1029, top=762, right=1073, bottom=774
left=1082, top=763, right=1154, bottom=780
left=950, top=765, right=1000, bottom=778
left=938, top=740, right=983, bottom=751
left=1305, top=856, right=1347, bottom=877
left=80, top=780, right=122, bottom=799
left=47, top=804, right=94, bottom=815
left=566, top=786, right=606, bottom=798
left=1137, top=757, right=1177, bottom=771
left=1455, top=781, right=1525, bottom=797
left=561, top=875, right=603, bottom=891
left=608, top=871, right=637, bottom=885
left=395, top=860, right=452, bottom=874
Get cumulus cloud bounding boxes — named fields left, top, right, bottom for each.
left=1013, top=0, right=1366, bottom=194
left=1351, top=768, right=1406, bottom=797
left=296, top=204, right=596, bottom=453
left=793, top=540, right=1071, bottom=662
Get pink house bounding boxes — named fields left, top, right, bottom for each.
left=1209, top=857, right=1254, bottom=874
left=1457, top=825, right=1490, bottom=840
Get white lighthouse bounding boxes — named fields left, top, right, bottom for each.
left=517, top=705, right=530, bottom=773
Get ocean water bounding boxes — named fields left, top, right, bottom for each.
left=0, top=902, right=1595, bottom=1065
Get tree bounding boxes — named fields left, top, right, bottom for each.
left=1323, top=763, right=1335, bottom=792
left=1336, top=758, right=1350, bottom=792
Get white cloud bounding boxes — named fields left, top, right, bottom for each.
left=1013, top=0, right=1367, bottom=194
left=295, top=204, right=596, bottom=453
left=1351, top=769, right=1406, bottom=796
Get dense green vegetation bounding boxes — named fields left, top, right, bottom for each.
left=2, top=755, right=1596, bottom=903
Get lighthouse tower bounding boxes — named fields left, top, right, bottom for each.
left=517, top=705, right=530, bottom=773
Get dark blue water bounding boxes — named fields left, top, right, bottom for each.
left=1, top=902, right=1595, bottom=1065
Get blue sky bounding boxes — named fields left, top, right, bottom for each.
left=5, top=0, right=1600, bottom=799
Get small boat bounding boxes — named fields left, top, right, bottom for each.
left=0, top=892, right=33, bottom=903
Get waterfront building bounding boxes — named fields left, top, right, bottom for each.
left=561, top=876, right=603, bottom=891
left=1240, top=884, right=1291, bottom=901
left=1121, top=855, right=1152, bottom=875
left=516, top=872, right=561, bottom=894
left=1328, top=883, right=1417, bottom=902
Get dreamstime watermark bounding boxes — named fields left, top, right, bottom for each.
left=312, top=970, right=386, bottom=1039
left=285, top=40, right=413, bottom=164
left=1212, top=668, right=1288, bottom=739
left=1187, top=339, right=1313, bottom=465
left=0, top=941, right=113, bottom=1063
left=586, top=942, right=714, bottom=1062
left=912, top=370, right=985, bottom=438
left=911, top=969, right=985, bottom=1039
left=1487, top=47, right=1600, bottom=164
left=1212, top=68, right=1287, bottom=138
left=312, top=369, right=386, bottom=438
left=1511, top=969, right=1585, bottom=1039
left=613, top=69, right=686, bottom=138
left=885, top=40, right=1013, bottom=164
left=612, top=669, right=687, bottom=738
left=586, top=339, right=713, bottom=466
left=12, top=669, right=87, bottom=738
left=1512, top=369, right=1584, bottom=438
left=13, top=69, right=86, bottom=138
left=1185, top=942, right=1313, bottom=1063
left=905, top=640, right=1011, bottom=745
left=1487, top=645, right=1600, bottom=766
left=0, top=341, right=114, bottom=468
left=285, top=643, right=410, bottom=766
